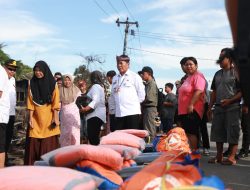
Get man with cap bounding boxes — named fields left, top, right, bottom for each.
left=4, top=59, right=18, bottom=166
left=0, top=59, right=17, bottom=167
left=141, top=66, right=158, bottom=141
left=109, top=54, right=145, bottom=130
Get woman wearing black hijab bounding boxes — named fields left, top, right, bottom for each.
left=25, top=60, right=61, bottom=165
left=80, top=71, right=106, bottom=145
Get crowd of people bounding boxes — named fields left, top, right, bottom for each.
left=0, top=47, right=249, bottom=167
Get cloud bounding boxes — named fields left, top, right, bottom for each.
left=0, top=10, right=55, bottom=41
left=100, top=13, right=127, bottom=24
left=140, top=0, right=193, bottom=12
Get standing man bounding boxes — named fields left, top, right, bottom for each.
left=4, top=60, right=18, bottom=166
left=0, top=59, right=14, bottom=167
left=208, top=48, right=242, bottom=165
left=109, top=55, right=145, bottom=130
left=141, top=66, right=158, bottom=141
left=161, top=83, right=177, bottom=133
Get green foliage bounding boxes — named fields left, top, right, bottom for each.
left=0, top=43, right=33, bottom=80
left=15, top=61, right=33, bottom=80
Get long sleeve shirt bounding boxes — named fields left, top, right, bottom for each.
left=109, top=69, right=145, bottom=117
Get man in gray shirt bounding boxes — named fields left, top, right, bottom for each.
left=161, top=83, right=177, bottom=133
left=141, top=66, right=158, bottom=142
left=208, top=48, right=242, bottom=165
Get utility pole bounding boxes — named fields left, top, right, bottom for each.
left=116, top=17, right=139, bottom=55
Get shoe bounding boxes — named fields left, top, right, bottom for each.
left=221, top=158, right=236, bottom=165
left=236, top=150, right=249, bottom=159
left=223, top=150, right=230, bottom=157
left=203, top=148, right=210, bottom=156
left=208, top=157, right=223, bottom=164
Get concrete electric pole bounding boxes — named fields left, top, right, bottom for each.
left=116, top=17, right=139, bottom=55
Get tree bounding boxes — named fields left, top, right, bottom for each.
left=73, top=53, right=110, bottom=95
left=74, top=53, right=106, bottom=84
left=0, top=43, right=33, bottom=80
left=15, top=61, right=33, bottom=80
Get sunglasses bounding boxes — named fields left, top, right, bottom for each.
left=7, top=67, right=16, bottom=72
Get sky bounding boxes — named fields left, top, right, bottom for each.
left=0, top=0, right=233, bottom=90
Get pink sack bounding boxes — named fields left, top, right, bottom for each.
left=0, top=166, right=103, bottom=190
left=100, top=131, right=146, bottom=150
left=99, top=144, right=142, bottom=160
left=41, top=144, right=123, bottom=170
left=116, top=129, right=149, bottom=138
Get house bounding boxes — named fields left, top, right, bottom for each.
left=16, top=79, right=28, bottom=106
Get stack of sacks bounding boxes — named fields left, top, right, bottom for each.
left=100, top=130, right=147, bottom=150
left=153, top=127, right=191, bottom=153
left=121, top=150, right=202, bottom=190
left=100, top=129, right=148, bottom=168
left=41, top=144, right=124, bottom=189
left=0, top=166, right=103, bottom=190
left=99, top=144, right=140, bottom=168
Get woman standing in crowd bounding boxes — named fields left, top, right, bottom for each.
left=80, top=71, right=106, bottom=145
left=178, top=57, right=206, bottom=151
left=60, top=74, right=81, bottom=147
left=25, top=61, right=60, bottom=165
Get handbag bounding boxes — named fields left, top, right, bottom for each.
left=75, top=93, right=94, bottom=114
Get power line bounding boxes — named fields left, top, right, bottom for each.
left=93, top=0, right=110, bottom=17
left=121, top=0, right=136, bottom=21
left=136, top=31, right=232, bottom=40
left=105, top=0, right=124, bottom=40
left=127, top=47, right=216, bottom=61
left=106, top=0, right=120, bottom=15
left=134, top=33, right=232, bottom=46
left=134, top=32, right=232, bottom=44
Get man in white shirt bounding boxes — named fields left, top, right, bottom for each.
left=109, top=55, right=145, bottom=130
left=4, top=60, right=18, bottom=166
left=0, top=59, right=16, bottom=167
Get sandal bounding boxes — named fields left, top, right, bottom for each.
left=208, top=157, right=223, bottom=164
left=221, top=158, right=236, bottom=165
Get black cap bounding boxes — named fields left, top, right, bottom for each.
left=141, top=66, right=153, bottom=76
left=4, top=59, right=18, bottom=68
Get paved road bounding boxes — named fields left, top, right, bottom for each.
left=200, top=123, right=250, bottom=190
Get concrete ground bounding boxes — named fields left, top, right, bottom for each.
left=200, top=123, right=250, bottom=190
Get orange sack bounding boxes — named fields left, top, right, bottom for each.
left=121, top=151, right=202, bottom=190
left=77, top=160, right=123, bottom=185
left=156, top=127, right=191, bottom=153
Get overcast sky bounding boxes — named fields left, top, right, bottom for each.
left=0, top=0, right=233, bottom=89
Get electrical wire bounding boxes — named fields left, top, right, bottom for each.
left=121, top=0, right=136, bottom=21
left=93, top=0, right=110, bottom=17
left=134, top=33, right=232, bottom=46
left=136, top=31, right=232, bottom=40
left=107, top=0, right=120, bottom=15
left=127, top=47, right=216, bottom=61
left=134, top=32, right=232, bottom=44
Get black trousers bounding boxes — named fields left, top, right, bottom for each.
left=87, top=117, right=104, bottom=145
left=109, top=114, right=116, bottom=132
left=115, top=114, right=140, bottom=130
left=5, top=116, right=15, bottom=153
left=199, top=103, right=210, bottom=149
left=241, top=112, right=250, bottom=152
